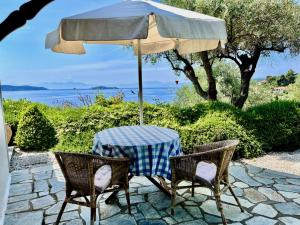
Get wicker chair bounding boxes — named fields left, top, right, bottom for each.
left=169, top=140, right=243, bottom=225
left=54, top=152, right=131, bottom=225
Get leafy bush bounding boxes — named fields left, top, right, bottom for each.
left=3, top=99, right=81, bottom=144
left=15, top=105, right=57, bottom=150
left=171, top=101, right=243, bottom=126
left=244, top=101, right=300, bottom=151
left=5, top=98, right=299, bottom=158
left=178, top=112, right=262, bottom=158
left=95, top=92, right=125, bottom=106
left=3, top=99, right=33, bottom=138
left=55, top=103, right=179, bottom=152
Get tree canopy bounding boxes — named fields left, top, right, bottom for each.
left=163, top=0, right=300, bottom=108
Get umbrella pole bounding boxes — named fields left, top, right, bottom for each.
left=137, top=39, right=143, bottom=125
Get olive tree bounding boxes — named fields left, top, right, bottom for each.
left=161, top=0, right=300, bottom=108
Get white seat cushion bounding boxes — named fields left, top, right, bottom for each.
left=94, top=165, right=112, bottom=192
left=195, top=161, right=217, bottom=184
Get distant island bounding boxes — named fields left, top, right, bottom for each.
left=91, top=86, right=118, bottom=90
left=1, top=84, right=119, bottom=91
left=1, top=85, right=48, bottom=91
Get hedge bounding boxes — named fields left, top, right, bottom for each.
left=244, top=100, right=300, bottom=151
left=15, top=105, right=57, bottom=150
left=4, top=99, right=300, bottom=158
left=178, top=112, right=262, bottom=158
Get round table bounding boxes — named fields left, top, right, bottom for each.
left=92, top=125, right=182, bottom=180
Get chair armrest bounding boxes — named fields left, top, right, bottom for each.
left=193, top=142, right=220, bottom=153
left=170, top=149, right=224, bottom=181
left=193, top=140, right=239, bottom=154
left=92, top=156, right=130, bottom=185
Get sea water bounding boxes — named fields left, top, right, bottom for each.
left=2, top=88, right=178, bottom=106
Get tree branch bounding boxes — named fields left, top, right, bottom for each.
left=173, top=49, right=208, bottom=99
left=219, top=53, right=241, bottom=67
left=261, top=46, right=286, bottom=53
left=163, top=53, right=185, bottom=73
left=0, top=0, right=54, bottom=41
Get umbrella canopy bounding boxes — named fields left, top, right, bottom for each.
left=45, top=0, right=227, bottom=124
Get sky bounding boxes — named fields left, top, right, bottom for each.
left=0, top=0, right=299, bottom=87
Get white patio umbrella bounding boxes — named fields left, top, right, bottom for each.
left=45, top=0, right=227, bottom=125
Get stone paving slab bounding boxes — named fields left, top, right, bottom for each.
left=4, top=161, right=300, bottom=225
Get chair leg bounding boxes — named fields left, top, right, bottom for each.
left=228, top=185, right=244, bottom=212
left=191, top=180, right=195, bottom=197
left=125, top=188, right=131, bottom=214
left=215, top=193, right=227, bottom=225
left=90, top=207, right=96, bottom=224
left=55, top=201, right=67, bottom=225
left=214, top=183, right=227, bottom=225
left=171, top=186, right=176, bottom=215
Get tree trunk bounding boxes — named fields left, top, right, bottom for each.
left=170, top=50, right=209, bottom=100
left=226, top=47, right=261, bottom=108
left=184, top=66, right=208, bottom=99
left=199, top=51, right=217, bottom=100
left=232, top=71, right=253, bottom=108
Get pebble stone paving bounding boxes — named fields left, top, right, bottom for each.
left=4, top=160, right=300, bottom=225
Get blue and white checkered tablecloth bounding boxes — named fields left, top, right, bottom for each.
left=92, top=125, right=182, bottom=180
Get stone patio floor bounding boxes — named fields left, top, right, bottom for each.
left=4, top=160, right=300, bottom=225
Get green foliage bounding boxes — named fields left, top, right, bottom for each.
left=172, top=0, right=299, bottom=56
left=285, top=69, right=298, bottom=84
left=15, top=105, right=57, bottom=150
left=245, top=81, right=276, bottom=108
left=4, top=98, right=300, bottom=158
left=277, top=75, right=290, bottom=86
left=266, top=76, right=278, bottom=86
left=178, top=112, right=262, bottom=158
left=54, top=102, right=179, bottom=152
left=213, top=62, right=240, bottom=102
left=3, top=99, right=83, bottom=143
left=277, top=70, right=298, bottom=86
left=174, top=85, right=203, bottom=107
left=266, top=70, right=299, bottom=87
left=95, top=91, right=125, bottom=106
left=3, top=99, right=32, bottom=135
left=244, top=101, right=300, bottom=151
left=288, top=76, right=300, bottom=100
left=163, top=0, right=300, bottom=108
left=171, top=101, right=243, bottom=125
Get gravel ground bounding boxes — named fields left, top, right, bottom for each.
left=242, top=149, right=300, bottom=176
left=9, top=147, right=57, bottom=172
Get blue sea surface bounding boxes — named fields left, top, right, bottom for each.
left=2, top=88, right=178, bottom=106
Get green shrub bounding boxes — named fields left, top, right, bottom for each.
left=3, top=99, right=71, bottom=143
left=15, top=105, right=57, bottom=150
left=178, top=112, right=262, bottom=158
left=55, top=103, right=179, bottom=152
left=6, top=98, right=298, bottom=158
left=171, top=101, right=244, bottom=126
left=55, top=131, right=94, bottom=153
left=95, top=92, right=125, bottom=106
left=244, top=100, right=300, bottom=151
left=3, top=99, right=33, bottom=139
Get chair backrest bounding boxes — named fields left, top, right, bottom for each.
left=213, top=140, right=239, bottom=181
left=55, top=152, right=95, bottom=195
